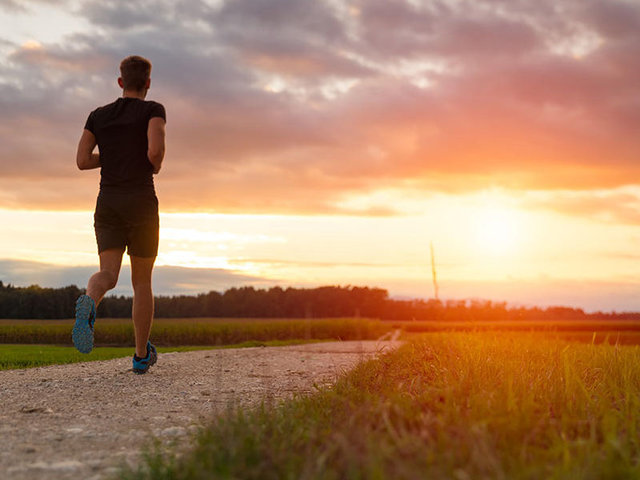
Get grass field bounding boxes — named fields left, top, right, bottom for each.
left=390, top=318, right=640, bottom=334
left=123, top=332, right=640, bottom=479
left=3, top=317, right=640, bottom=348
left=0, top=340, right=320, bottom=370
left=0, top=317, right=389, bottom=347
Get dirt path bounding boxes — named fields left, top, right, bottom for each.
left=0, top=340, right=401, bottom=480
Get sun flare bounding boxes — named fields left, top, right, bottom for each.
left=472, top=206, right=520, bottom=255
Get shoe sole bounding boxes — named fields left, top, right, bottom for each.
left=72, top=296, right=94, bottom=354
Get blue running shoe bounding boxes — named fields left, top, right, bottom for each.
left=72, top=294, right=96, bottom=354
left=132, top=342, right=158, bottom=374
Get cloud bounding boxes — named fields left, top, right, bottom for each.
left=440, top=277, right=640, bottom=313
left=0, top=0, right=640, bottom=213
left=4, top=258, right=639, bottom=312
left=0, top=259, right=274, bottom=296
left=583, top=0, right=640, bottom=40
left=0, top=1, right=26, bottom=13
left=523, top=188, right=640, bottom=224
left=353, top=0, right=543, bottom=60
left=80, top=0, right=178, bottom=30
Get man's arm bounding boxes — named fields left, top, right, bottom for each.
left=147, top=117, right=165, bottom=174
left=76, top=129, right=100, bottom=170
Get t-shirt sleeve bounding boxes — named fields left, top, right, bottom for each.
left=149, top=102, right=166, bottom=123
left=84, top=111, right=95, bottom=133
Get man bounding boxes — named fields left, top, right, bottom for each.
left=73, top=55, right=166, bottom=374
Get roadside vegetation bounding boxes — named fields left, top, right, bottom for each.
left=0, top=317, right=388, bottom=347
left=390, top=320, right=640, bottom=344
left=123, top=332, right=640, bottom=479
left=0, top=340, right=321, bottom=370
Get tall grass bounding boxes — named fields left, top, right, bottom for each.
left=0, top=317, right=388, bottom=346
left=124, top=332, right=640, bottom=479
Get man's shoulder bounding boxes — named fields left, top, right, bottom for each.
left=144, top=99, right=166, bottom=114
left=87, top=98, right=165, bottom=123
left=143, top=99, right=166, bottom=121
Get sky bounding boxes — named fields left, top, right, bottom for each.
left=1, top=0, right=640, bottom=312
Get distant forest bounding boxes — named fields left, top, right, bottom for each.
left=0, top=280, right=638, bottom=321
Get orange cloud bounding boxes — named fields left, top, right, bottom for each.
left=523, top=189, right=640, bottom=224
left=0, top=0, right=639, bottom=214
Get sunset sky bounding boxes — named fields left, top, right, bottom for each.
left=1, top=0, right=640, bottom=311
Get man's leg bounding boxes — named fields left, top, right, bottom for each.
left=86, top=248, right=125, bottom=305
left=130, top=255, right=155, bottom=358
left=74, top=247, right=124, bottom=353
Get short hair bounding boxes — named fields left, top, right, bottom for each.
left=119, top=55, right=152, bottom=91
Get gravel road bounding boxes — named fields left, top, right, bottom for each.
left=0, top=340, right=401, bottom=480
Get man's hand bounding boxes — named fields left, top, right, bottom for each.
left=147, top=117, right=165, bottom=174
left=76, top=129, right=100, bottom=170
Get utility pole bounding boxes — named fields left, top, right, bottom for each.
left=430, top=241, right=439, bottom=300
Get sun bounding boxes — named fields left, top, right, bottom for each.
left=472, top=206, right=520, bottom=255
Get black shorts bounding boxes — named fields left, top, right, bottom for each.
left=94, top=191, right=159, bottom=258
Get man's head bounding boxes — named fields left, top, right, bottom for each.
left=118, top=55, right=152, bottom=94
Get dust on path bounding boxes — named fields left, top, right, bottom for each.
left=0, top=340, right=401, bottom=480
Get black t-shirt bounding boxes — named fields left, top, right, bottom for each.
left=84, top=97, right=166, bottom=193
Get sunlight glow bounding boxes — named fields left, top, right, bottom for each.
left=161, top=228, right=285, bottom=246
left=1, top=190, right=640, bottom=309
left=156, top=251, right=243, bottom=271
left=472, top=206, right=520, bottom=255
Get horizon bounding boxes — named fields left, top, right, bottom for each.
left=2, top=0, right=640, bottom=313
left=2, top=270, right=638, bottom=315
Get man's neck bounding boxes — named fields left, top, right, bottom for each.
left=122, top=90, right=147, bottom=100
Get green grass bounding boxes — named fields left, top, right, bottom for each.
left=0, top=317, right=388, bottom=346
left=0, top=340, right=321, bottom=370
left=123, top=332, right=640, bottom=479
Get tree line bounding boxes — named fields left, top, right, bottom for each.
left=0, top=280, right=638, bottom=321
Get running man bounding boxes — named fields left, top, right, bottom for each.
left=73, top=55, right=166, bottom=374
